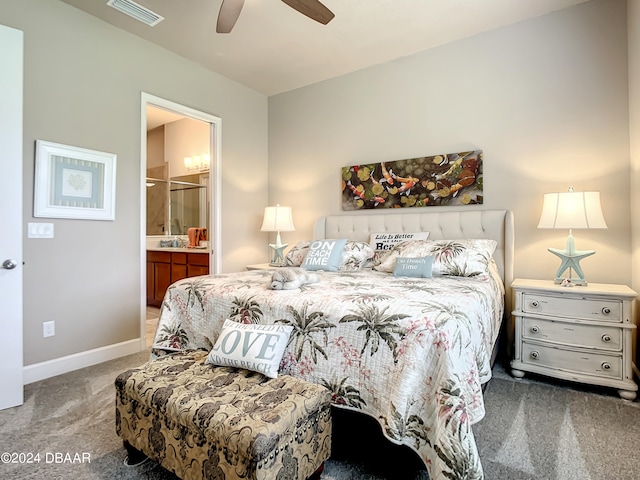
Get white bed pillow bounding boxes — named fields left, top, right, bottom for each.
left=205, top=319, right=293, bottom=379
left=340, top=241, right=375, bottom=271
left=369, top=232, right=430, bottom=265
left=374, top=238, right=497, bottom=277
left=283, top=241, right=310, bottom=267
left=369, top=231, right=431, bottom=252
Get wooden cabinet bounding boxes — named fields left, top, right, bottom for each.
left=188, top=252, right=210, bottom=277
left=171, top=253, right=188, bottom=284
left=147, top=250, right=209, bottom=307
left=510, top=279, right=637, bottom=400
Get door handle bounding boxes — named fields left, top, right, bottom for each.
left=2, top=259, right=18, bottom=270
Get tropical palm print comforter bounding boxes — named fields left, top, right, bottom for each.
left=152, top=267, right=504, bottom=480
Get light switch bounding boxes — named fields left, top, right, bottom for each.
left=28, top=222, right=54, bottom=238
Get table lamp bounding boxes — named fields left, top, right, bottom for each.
left=537, top=187, right=607, bottom=286
left=260, top=204, right=295, bottom=266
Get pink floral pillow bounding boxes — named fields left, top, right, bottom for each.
left=283, top=241, right=310, bottom=267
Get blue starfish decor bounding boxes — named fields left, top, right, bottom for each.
left=269, top=240, right=288, bottom=266
left=548, top=230, right=594, bottom=286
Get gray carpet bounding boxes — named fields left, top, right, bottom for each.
left=1, top=350, right=639, bottom=480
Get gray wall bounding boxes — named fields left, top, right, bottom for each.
left=1, top=0, right=269, bottom=366
left=3, top=0, right=638, bottom=372
left=268, top=0, right=632, bottom=289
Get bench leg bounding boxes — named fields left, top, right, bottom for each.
left=308, top=463, right=324, bottom=480
left=123, top=440, right=149, bottom=467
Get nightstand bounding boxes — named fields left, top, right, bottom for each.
left=246, top=263, right=279, bottom=270
left=510, top=279, right=637, bottom=400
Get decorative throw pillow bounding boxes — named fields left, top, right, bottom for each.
left=300, top=238, right=348, bottom=272
left=284, top=240, right=373, bottom=271
left=374, top=238, right=497, bottom=277
left=393, top=256, right=434, bottom=278
left=369, top=232, right=430, bottom=265
left=283, top=241, right=310, bottom=267
left=340, top=241, right=375, bottom=271
left=205, top=319, right=293, bottom=379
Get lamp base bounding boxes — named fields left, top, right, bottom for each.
left=268, top=242, right=288, bottom=266
left=547, top=232, right=595, bottom=287
left=553, top=276, right=588, bottom=287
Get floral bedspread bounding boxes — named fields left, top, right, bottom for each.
left=152, top=267, right=504, bottom=480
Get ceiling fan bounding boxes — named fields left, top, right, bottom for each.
left=216, top=0, right=335, bottom=33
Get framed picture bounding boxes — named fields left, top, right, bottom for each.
left=34, top=140, right=117, bottom=221
left=341, top=150, right=483, bottom=210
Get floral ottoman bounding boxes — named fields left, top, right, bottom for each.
left=115, top=350, right=332, bottom=480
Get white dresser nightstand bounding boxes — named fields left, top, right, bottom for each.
left=246, top=263, right=278, bottom=271
left=510, top=279, right=637, bottom=400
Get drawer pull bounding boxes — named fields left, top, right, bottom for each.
left=530, top=300, right=540, bottom=308
left=530, top=326, right=539, bottom=334
left=530, top=351, right=540, bottom=360
left=601, top=307, right=611, bottom=315
left=602, top=362, right=611, bottom=370
left=601, top=334, right=611, bottom=343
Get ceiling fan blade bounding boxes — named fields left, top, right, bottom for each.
left=281, top=0, right=335, bottom=25
left=216, top=0, right=245, bottom=33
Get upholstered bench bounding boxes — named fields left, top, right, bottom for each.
left=115, top=350, right=332, bottom=480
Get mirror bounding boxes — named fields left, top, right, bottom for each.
left=146, top=107, right=210, bottom=237
left=146, top=174, right=208, bottom=236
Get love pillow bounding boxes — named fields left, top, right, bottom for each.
left=205, top=320, right=293, bottom=378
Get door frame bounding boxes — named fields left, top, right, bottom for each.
left=139, top=93, right=222, bottom=349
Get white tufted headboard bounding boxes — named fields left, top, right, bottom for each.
left=314, top=209, right=515, bottom=312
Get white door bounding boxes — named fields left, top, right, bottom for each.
left=0, top=24, right=24, bottom=410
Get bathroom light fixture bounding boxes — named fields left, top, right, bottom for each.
left=184, top=154, right=210, bottom=173
left=537, top=187, right=607, bottom=285
left=260, top=205, right=295, bottom=266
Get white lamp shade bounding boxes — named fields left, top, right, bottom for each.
left=537, top=190, right=607, bottom=230
left=260, top=205, right=295, bottom=232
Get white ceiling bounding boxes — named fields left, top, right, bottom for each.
left=59, top=0, right=591, bottom=96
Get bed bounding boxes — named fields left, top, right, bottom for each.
left=151, top=209, right=514, bottom=480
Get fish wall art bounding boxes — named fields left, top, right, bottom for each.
left=341, top=150, right=483, bottom=210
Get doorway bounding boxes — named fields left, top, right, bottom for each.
left=140, top=93, right=222, bottom=349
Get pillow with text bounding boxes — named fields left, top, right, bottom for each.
left=205, top=320, right=293, bottom=378
left=300, top=238, right=348, bottom=271
left=393, top=256, right=434, bottom=278
left=369, top=232, right=430, bottom=265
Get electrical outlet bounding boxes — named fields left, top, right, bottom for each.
left=43, top=321, right=55, bottom=338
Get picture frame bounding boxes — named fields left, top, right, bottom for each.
left=341, top=150, right=483, bottom=210
left=34, top=140, right=117, bottom=221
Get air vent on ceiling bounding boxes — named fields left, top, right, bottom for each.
left=107, top=0, right=164, bottom=27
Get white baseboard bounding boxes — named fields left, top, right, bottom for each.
left=23, top=339, right=143, bottom=385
